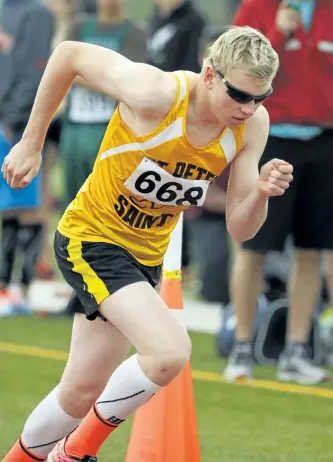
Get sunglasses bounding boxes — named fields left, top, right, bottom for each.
left=209, top=58, right=273, bottom=104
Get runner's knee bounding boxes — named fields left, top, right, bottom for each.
left=59, top=370, right=107, bottom=416
left=146, top=330, right=192, bottom=385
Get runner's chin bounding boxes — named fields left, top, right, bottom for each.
left=226, top=117, right=245, bottom=128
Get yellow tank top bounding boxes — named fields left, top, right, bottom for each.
left=58, top=71, right=246, bottom=266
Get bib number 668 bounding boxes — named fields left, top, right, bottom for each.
left=134, top=171, right=205, bottom=206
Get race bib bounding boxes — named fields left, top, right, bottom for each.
left=69, top=87, right=116, bottom=123
left=124, top=158, right=210, bottom=207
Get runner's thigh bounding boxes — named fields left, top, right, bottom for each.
left=100, top=281, right=190, bottom=357
left=60, top=312, right=132, bottom=395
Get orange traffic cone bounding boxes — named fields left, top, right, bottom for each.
left=126, top=270, right=201, bottom=462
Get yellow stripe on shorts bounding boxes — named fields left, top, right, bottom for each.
left=67, top=239, right=110, bottom=304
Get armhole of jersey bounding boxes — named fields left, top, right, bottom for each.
left=237, top=120, right=248, bottom=151
left=173, top=71, right=189, bottom=109
left=220, top=128, right=238, bottom=165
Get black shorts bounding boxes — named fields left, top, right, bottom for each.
left=243, top=130, right=333, bottom=253
left=54, top=230, right=162, bottom=320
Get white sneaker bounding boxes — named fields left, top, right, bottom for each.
left=277, top=343, right=330, bottom=385
left=223, top=342, right=253, bottom=382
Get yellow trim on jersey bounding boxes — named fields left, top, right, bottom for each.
left=100, top=117, right=184, bottom=160
left=67, top=239, right=109, bottom=304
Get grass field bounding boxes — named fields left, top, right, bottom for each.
left=1, top=316, right=332, bottom=461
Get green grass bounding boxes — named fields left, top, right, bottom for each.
left=1, top=316, right=332, bottom=461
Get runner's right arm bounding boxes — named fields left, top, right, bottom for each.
left=2, top=41, right=177, bottom=189
left=25, top=41, right=177, bottom=150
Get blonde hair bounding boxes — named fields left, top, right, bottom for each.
left=207, top=26, right=279, bottom=81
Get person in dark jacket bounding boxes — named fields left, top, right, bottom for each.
left=224, top=0, right=332, bottom=385
left=147, top=0, right=206, bottom=73
left=0, top=0, right=54, bottom=313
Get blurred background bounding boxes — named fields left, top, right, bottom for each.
left=0, top=1, right=332, bottom=461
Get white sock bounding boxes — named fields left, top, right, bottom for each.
left=22, top=386, right=82, bottom=457
left=96, top=354, right=162, bottom=421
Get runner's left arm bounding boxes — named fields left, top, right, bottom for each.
left=226, top=106, right=293, bottom=243
left=226, top=106, right=270, bottom=243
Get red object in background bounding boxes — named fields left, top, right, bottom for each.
left=233, top=0, right=333, bottom=128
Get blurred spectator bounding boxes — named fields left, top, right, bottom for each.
left=0, top=0, right=54, bottom=312
left=230, top=0, right=242, bottom=16
left=35, top=0, right=82, bottom=280
left=147, top=0, right=206, bottom=72
left=147, top=0, right=207, bottom=273
left=81, top=0, right=97, bottom=13
left=224, top=0, right=333, bottom=385
left=46, top=0, right=81, bottom=47
left=60, top=0, right=147, bottom=208
left=187, top=25, right=231, bottom=305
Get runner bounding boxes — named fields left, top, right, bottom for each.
left=2, top=26, right=292, bottom=461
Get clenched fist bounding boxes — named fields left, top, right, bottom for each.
left=1, top=140, right=42, bottom=189
left=258, top=158, right=293, bottom=197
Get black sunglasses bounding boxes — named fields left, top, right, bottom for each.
left=209, top=58, right=273, bottom=104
